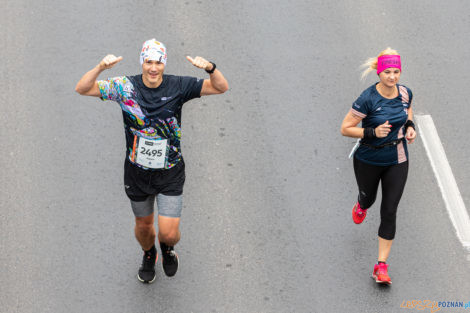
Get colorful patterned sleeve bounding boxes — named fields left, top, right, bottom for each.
left=97, top=76, right=127, bottom=101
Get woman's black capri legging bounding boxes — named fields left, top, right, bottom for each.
left=353, top=157, right=408, bottom=240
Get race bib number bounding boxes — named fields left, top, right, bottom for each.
left=132, top=136, right=168, bottom=169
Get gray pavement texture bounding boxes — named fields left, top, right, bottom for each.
left=1, top=0, right=470, bottom=313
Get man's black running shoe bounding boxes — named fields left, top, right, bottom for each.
left=137, top=247, right=157, bottom=284
left=160, top=243, right=178, bottom=277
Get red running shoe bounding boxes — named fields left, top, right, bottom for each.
left=352, top=202, right=367, bottom=224
left=372, top=263, right=392, bottom=285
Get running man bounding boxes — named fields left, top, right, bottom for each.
left=75, top=39, right=229, bottom=283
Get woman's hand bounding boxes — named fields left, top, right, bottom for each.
left=406, top=127, right=417, bottom=144
left=375, top=121, right=392, bottom=138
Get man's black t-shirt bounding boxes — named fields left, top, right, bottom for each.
left=98, top=74, right=203, bottom=170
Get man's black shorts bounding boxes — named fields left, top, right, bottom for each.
left=124, top=158, right=185, bottom=202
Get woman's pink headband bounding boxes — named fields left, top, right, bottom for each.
left=377, top=55, right=401, bottom=74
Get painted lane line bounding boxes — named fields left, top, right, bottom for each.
left=415, top=115, right=470, bottom=248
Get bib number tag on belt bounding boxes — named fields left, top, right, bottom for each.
left=132, top=136, right=168, bottom=169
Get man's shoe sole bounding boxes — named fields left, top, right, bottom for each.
left=137, top=273, right=156, bottom=284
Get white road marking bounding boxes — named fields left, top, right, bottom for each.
left=416, top=115, right=470, bottom=249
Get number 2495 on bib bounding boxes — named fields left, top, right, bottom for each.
left=132, top=137, right=168, bottom=169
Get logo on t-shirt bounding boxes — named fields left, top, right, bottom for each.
left=161, top=96, right=172, bottom=101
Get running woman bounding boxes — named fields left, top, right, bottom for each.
left=340, top=48, right=416, bottom=285
left=75, top=39, right=228, bottom=283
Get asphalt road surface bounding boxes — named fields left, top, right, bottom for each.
left=1, top=1, right=470, bottom=312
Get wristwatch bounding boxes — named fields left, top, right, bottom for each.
left=205, top=62, right=216, bottom=74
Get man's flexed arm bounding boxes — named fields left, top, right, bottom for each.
left=186, top=56, right=229, bottom=96
left=75, top=55, right=123, bottom=96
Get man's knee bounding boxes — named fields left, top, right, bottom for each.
left=159, top=222, right=180, bottom=244
left=159, top=228, right=180, bottom=244
left=157, top=215, right=180, bottom=245
left=135, top=215, right=155, bottom=233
